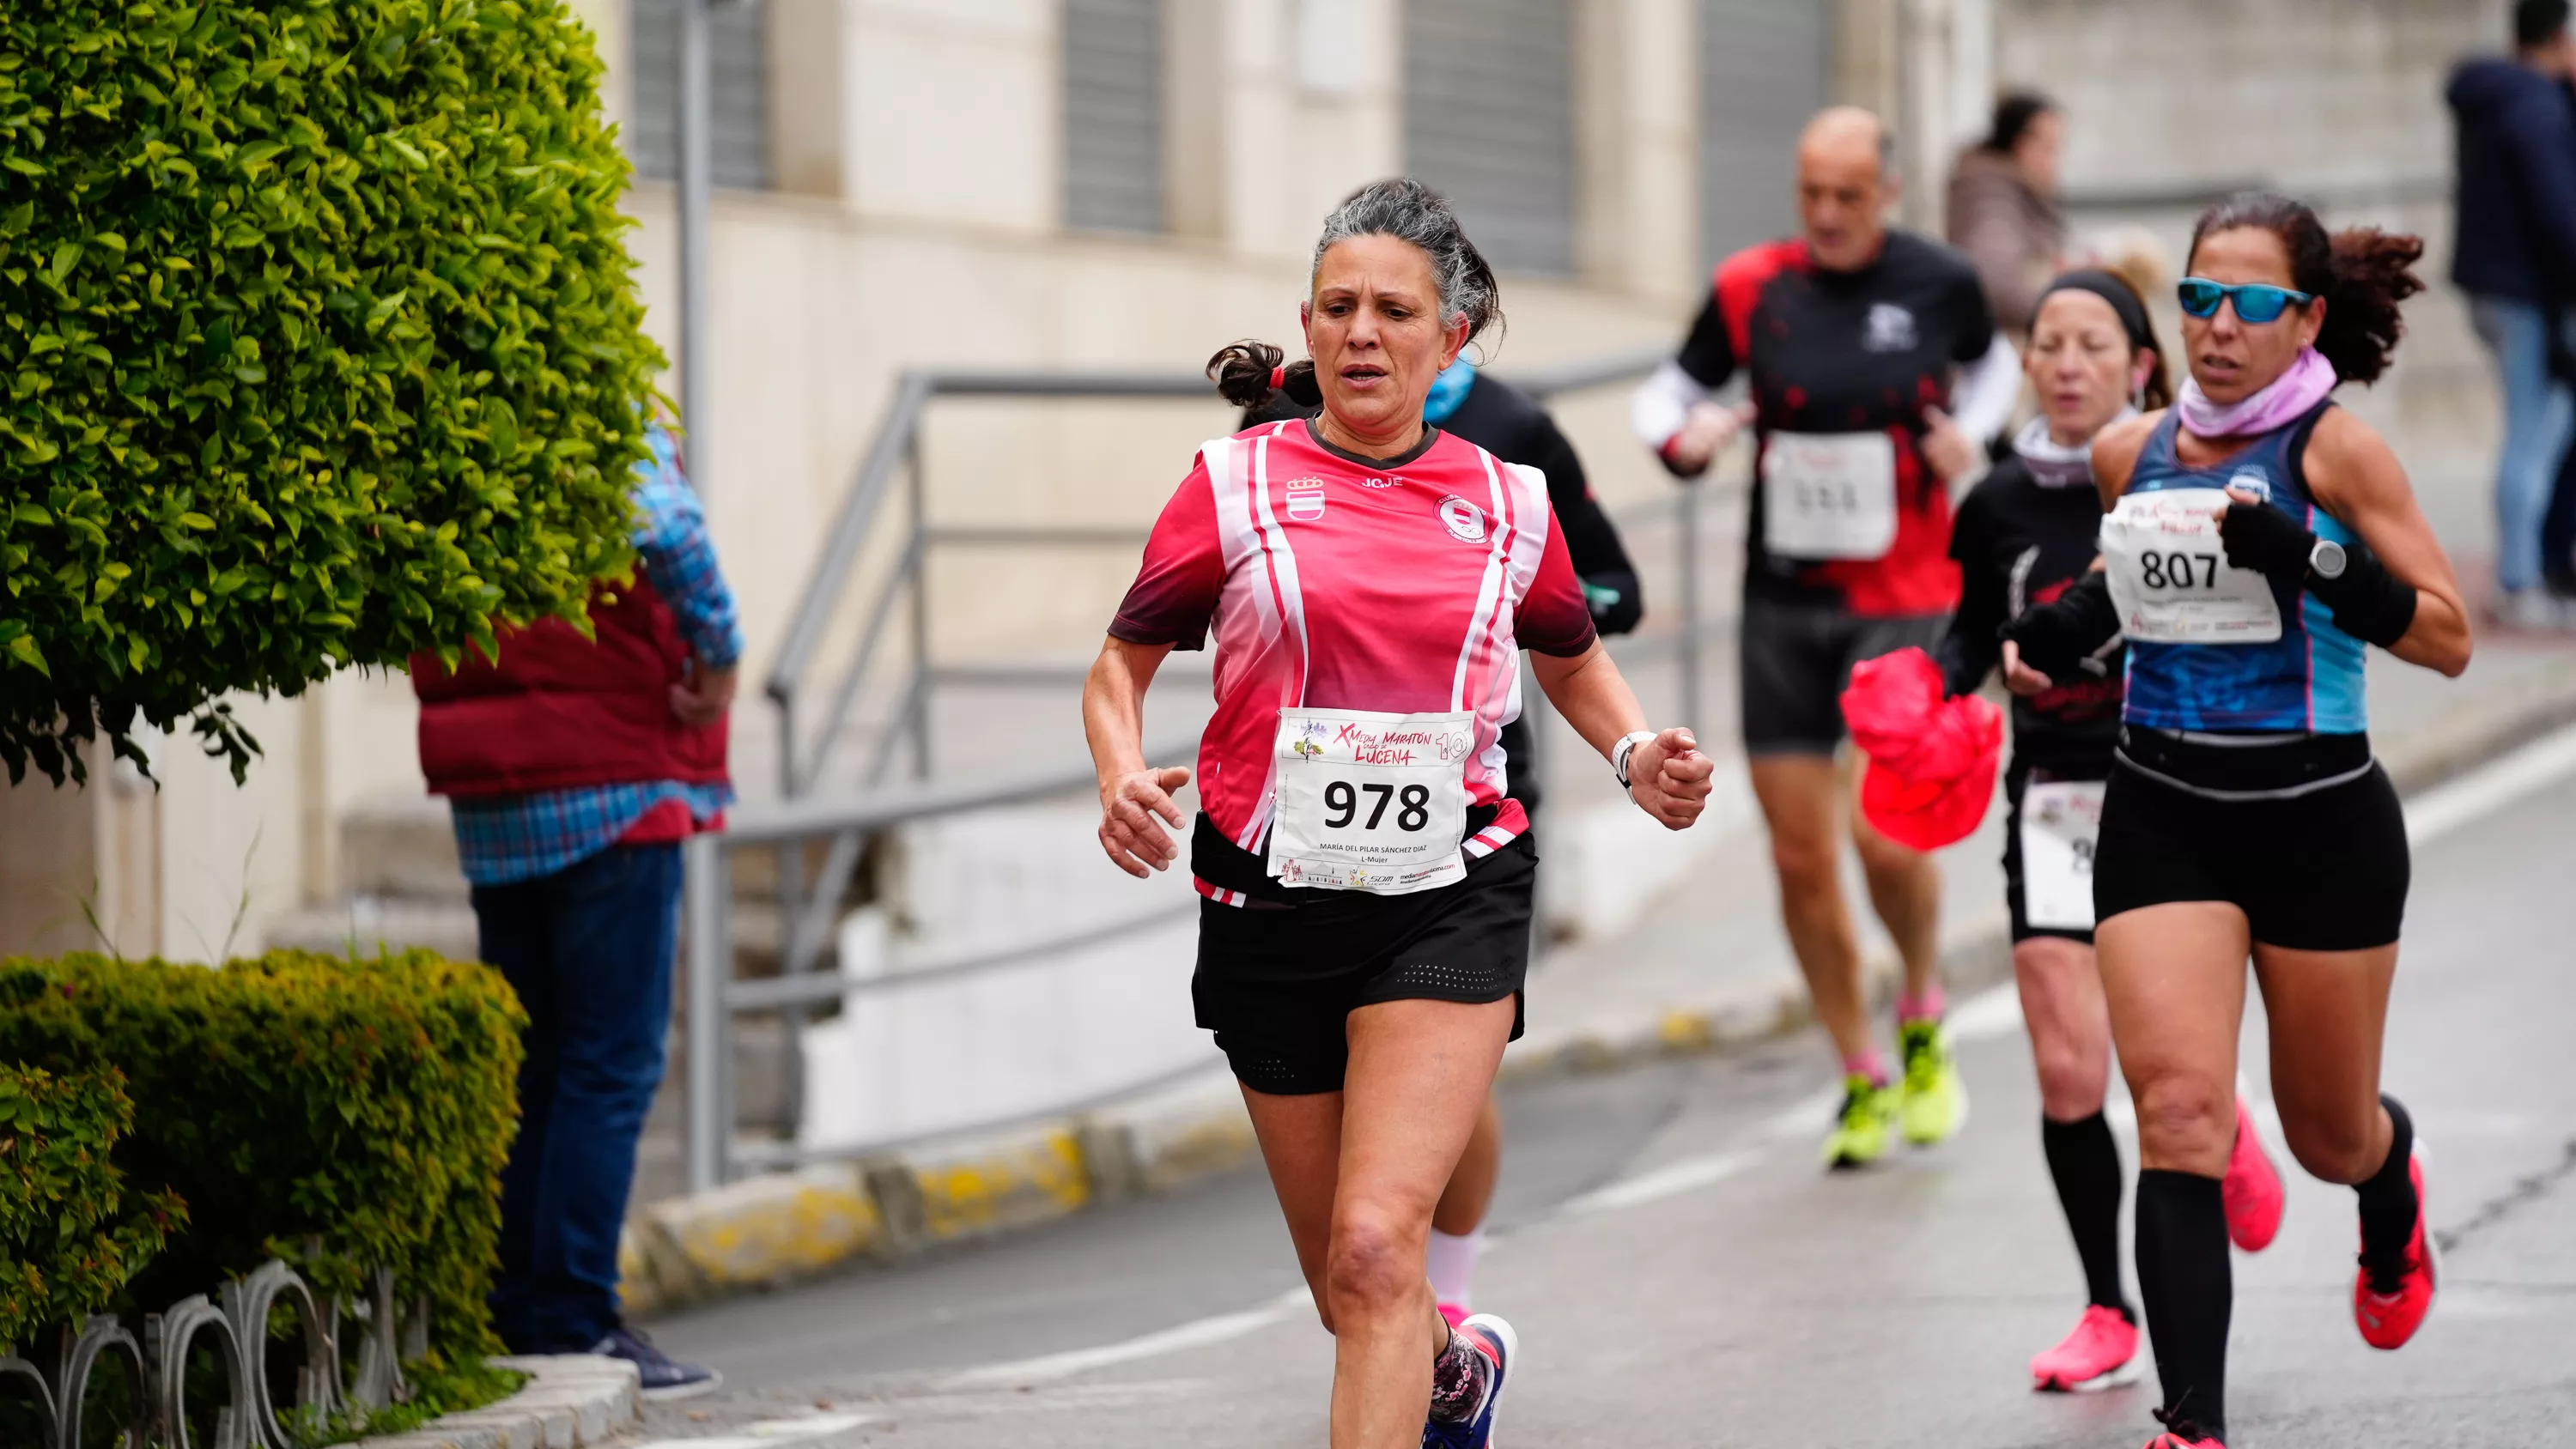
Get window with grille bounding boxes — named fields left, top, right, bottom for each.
left=1401, top=0, right=1577, bottom=277
left=1063, top=0, right=1166, bottom=234
left=1699, top=0, right=1830, bottom=268
left=629, top=0, right=775, bottom=191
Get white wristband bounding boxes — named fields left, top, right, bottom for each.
left=1611, top=730, right=1658, bottom=789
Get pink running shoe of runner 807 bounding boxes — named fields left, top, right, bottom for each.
left=2221, top=1096, right=2285, bottom=1252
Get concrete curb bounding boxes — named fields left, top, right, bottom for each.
left=352, top=1354, right=638, bottom=1449
left=623, top=656, right=2576, bottom=1321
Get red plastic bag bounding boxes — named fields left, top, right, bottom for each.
left=1839, top=647, right=2003, bottom=851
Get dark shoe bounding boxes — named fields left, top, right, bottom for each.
left=592, top=1325, right=722, bottom=1400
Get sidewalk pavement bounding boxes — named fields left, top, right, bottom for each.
left=615, top=631, right=2576, bottom=1320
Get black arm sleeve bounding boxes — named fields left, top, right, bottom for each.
left=1527, top=412, right=1645, bottom=635
left=1674, top=293, right=1736, bottom=390
left=1935, top=494, right=2002, bottom=695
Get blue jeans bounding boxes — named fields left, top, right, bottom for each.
left=2469, top=294, right=2574, bottom=593
left=472, top=842, right=682, bottom=1352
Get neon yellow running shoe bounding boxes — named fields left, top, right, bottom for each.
left=1822, top=1073, right=1899, bottom=1168
left=1899, top=1018, right=1970, bottom=1146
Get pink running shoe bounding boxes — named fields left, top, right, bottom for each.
left=2029, top=1304, right=2142, bottom=1392
left=2354, top=1149, right=2437, bottom=1350
left=2221, top=1097, right=2284, bottom=1252
left=1437, top=1301, right=1470, bottom=1331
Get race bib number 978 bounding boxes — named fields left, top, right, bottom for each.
left=1268, top=707, right=1474, bottom=895
left=2101, top=488, right=2283, bottom=644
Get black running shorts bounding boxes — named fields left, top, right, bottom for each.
left=1194, top=836, right=1534, bottom=1095
left=2093, top=745, right=2408, bottom=951
left=1740, top=599, right=1948, bottom=755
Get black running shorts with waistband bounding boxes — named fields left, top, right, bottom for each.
left=2092, top=730, right=2408, bottom=951
left=1193, top=835, right=1534, bottom=1096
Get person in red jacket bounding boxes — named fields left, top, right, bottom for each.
left=410, top=421, right=736, bottom=1399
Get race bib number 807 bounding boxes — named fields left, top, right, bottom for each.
left=2100, top=488, right=2283, bottom=644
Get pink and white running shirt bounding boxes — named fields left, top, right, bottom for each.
left=1110, top=420, right=1597, bottom=902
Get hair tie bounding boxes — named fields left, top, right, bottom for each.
left=1269, top=364, right=1286, bottom=391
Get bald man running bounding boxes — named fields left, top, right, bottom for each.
left=1634, top=106, right=2020, bottom=1167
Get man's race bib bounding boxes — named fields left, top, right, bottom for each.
left=2020, top=779, right=2106, bottom=931
left=1761, top=431, right=1899, bottom=561
left=2100, top=488, right=2282, bottom=644
left=1267, top=707, right=1475, bottom=895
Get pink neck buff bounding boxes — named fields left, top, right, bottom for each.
left=2175, top=346, right=2336, bottom=439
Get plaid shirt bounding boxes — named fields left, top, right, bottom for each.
left=451, top=426, right=744, bottom=886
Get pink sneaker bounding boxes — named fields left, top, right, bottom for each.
left=2028, top=1304, right=2142, bottom=1392
left=1437, top=1301, right=1470, bottom=1330
left=2221, top=1097, right=2284, bottom=1252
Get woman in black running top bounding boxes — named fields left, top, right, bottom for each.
left=2007, top=193, right=2471, bottom=1449
left=1942, top=268, right=2289, bottom=1398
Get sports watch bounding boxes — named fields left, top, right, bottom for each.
left=2308, top=537, right=2348, bottom=581
left=1612, top=730, right=1659, bottom=790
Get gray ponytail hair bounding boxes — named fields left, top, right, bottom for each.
left=1311, top=178, right=1504, bottom=343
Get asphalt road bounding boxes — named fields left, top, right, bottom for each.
left=634, top=732, right=2576, bottom=1449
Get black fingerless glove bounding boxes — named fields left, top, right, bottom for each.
left=2309, top=539, right=2420, bottom=649
left=2218, top=502, right=2418, bottom=649
left=2217, top=499, right=2315, bottom=584
left=2002, top=569, right=2120, bottom=683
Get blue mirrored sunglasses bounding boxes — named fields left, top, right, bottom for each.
left=2177, top=277, right=2314, bottom=324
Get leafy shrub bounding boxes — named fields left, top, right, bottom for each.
left=0, top=1063, right=183, bottom=1353
left=0, top=1, right=662, bottom=785
left=0, top=949, right=526, bottom=1366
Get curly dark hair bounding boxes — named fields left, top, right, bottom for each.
left=2185, top=191, right=2425, bottom=385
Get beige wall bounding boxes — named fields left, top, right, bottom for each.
left=5, top=0, right=2008, bottom=952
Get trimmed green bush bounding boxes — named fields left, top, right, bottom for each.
left=0, top=1063, right=182, bottom=1353
left=0, top=949, right=526, bottom=1367
left=0, top=1, right=663, bottom=785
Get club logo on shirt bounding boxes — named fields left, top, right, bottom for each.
left=1437, top=494, right=1488, bottom=543
left=1862, top=302, right=1918, bottom=353
left=1285, top=476, right=1327, bottom=521
left=2227, top=469, right=2273, bottom=503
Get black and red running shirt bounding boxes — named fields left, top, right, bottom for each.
left=1674, top=229, right=1996, bottom=616
left=1110, top=419, right=1597, bottom=904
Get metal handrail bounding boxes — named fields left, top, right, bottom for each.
left=687, top=347, right=1684, bottom=1191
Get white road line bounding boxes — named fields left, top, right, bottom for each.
left=934, top=1287, right=1311, bottom=1391
left=1562, top=1149, right=1763, bottom=1215
left=1947, top=981, right=2025, bottom=1043
left=2403, top=718, right=2576, bottom=846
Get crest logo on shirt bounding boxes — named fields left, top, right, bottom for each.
left=1437, top=495, right=1488, bottom=543
left=1862, top=302, right=1918, bottom=353
left=1285, top=476, right=1327, bottom=521
left=2227, top=469, right=2273, bottom=503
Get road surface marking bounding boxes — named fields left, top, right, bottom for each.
left=2403, top=719, right=2576, bottom=846
left=935, top=1287, right=1311, bottom=1390
left=1563, top=1149, right=1763, bottom=1215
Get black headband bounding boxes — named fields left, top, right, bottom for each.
left=2036, top=268, right=2154, bottom=352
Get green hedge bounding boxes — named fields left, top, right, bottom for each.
left=0, top=0, right=663, bottom=785
left=0, top=1063, right=182, bottom=1353
left=0, top=949, right=526, bottom=1367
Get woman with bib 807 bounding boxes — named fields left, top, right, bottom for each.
left=2006, top=192, right=2470, bottom=1449
left=1084, top=179, right=1712, bottom=1449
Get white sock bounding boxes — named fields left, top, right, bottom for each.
left=1426, top=1228, right=1485, bottom=1307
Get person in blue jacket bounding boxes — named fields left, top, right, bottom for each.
left=2447, top=0, right=2576, bottom=625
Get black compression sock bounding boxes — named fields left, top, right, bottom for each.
left=2043, top=1113, right=2134, bottom=1318
left=2136, top=1169, right=2230, bottom=1443
left=2356, top=1094, right=2420, bottom=1282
